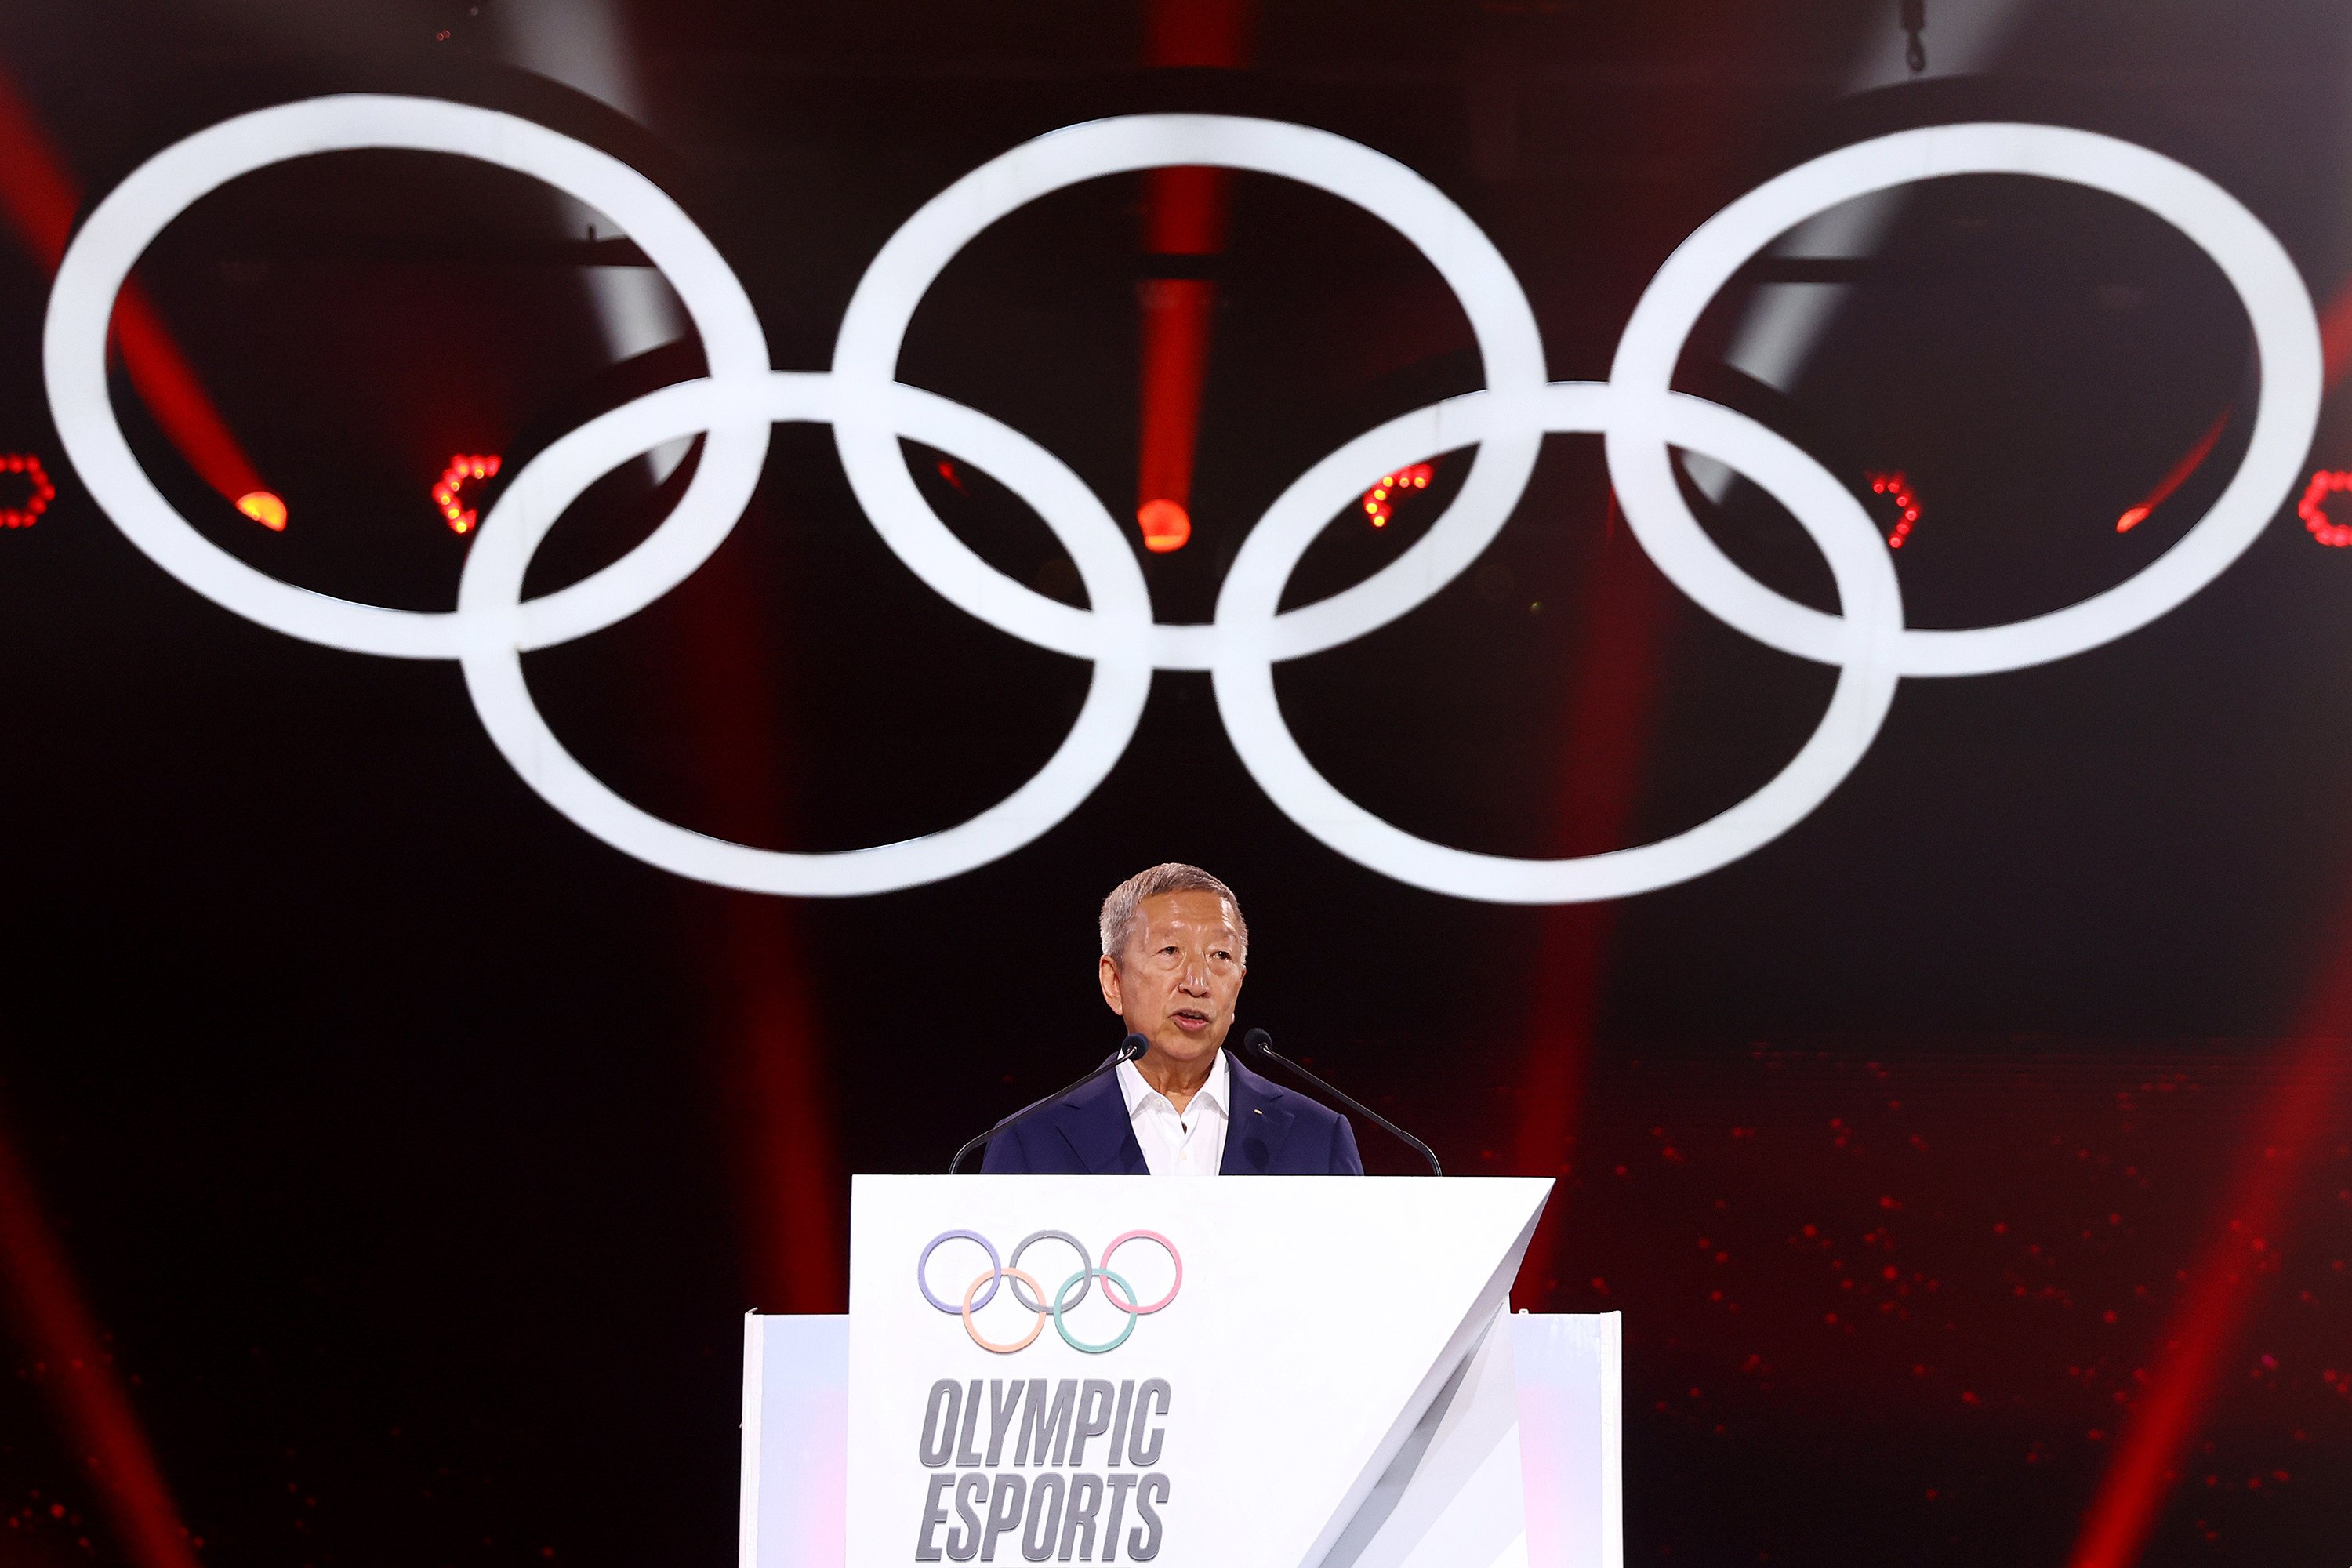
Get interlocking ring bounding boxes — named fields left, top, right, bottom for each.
left=1099, top=1230, right=1183, bottom=1314
left=1051, top=1269, right=1138, bottom=1356
left=964, top=1267, right=1048, bottom=1355
left=920, top=1229, right=1184, bottom=1353
left=1007, top=1230, right=1094, bottom=1312
left=916, top=1228, right=1002, bottom=1314
left=45, top=100, right=2323, bottom=905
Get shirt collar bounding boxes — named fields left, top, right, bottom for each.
left=1117, top=1047, right=1229, bottom=1120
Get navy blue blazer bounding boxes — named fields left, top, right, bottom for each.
left=980, top=1050, right=1363, bottom=1175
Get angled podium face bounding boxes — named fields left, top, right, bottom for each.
left=742, top=1175, right=1621, bottom=1568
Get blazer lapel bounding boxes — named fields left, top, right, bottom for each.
left=1221, top=1053, right=1298, bottom=1174
left=1055, top=1070, right=1149, bottom=1174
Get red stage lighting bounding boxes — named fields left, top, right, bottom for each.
left=1138, top=497, right=1192, bottom=554
left=234, top=490, right=287, bottom=532
left=2296, top=470, right=2352, bottom=547
left=2114, top=409, right=2229, bottom=534
left=1360, top=463, right=1433, bottom=529
left=433, top=454, right=501, bottom=534
left=1868, top=471, right=1921, bottom=549
left=1, top=452, right=56, bottom=528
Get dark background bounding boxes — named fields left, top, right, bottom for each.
left=0, top=2, right=2348, bottom=1566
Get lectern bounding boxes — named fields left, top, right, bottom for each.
left=740, top=1176, right=1621, bottom=1568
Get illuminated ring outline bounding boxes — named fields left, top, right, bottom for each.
left=1607, top=122, right=2323, bottom=678
left=1007, top=1230, right=1094, bottom=1312
left=1098, top=1230, right=1184, bottom=1314
left=1213, top=381, right=1902, bottom=902
left=41, top=103, right=2325, bottom=906
left=830, top=113, right=1549, bottom=671
left=454, top=374, right=1154, bottom=896
left=43, top=93, right=774, bottom=659
left=964, top=1266, right=1049, bottom=1354
left=918, top=1229, right=1001, bottom=1314
left=1051, top=1268, right=1139, bottom=1355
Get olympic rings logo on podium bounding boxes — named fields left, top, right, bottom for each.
left=42, top=99, right=2323, bottom=905
left=919, top=1229, right=1182, bottom=1355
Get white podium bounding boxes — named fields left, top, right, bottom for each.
left=740, top=1176, right=1621, bottom=1568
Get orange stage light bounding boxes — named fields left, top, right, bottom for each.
left=234, top=490, right=287, bottom=531
left=1360, top=462, right=1432, bottom=528
left=433, top=453, right=502, bottom=534
left=1138, top=497, right=1192, bottom=553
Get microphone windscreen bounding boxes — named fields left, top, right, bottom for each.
left=1120, top=1033, right=1149, bottom=1060
left=1243, top=1027, right=1272, bottom=1054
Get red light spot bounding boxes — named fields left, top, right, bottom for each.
left=1867, top=471, right=1921, bottom=549
left=2298, top=470, right=2352, bottom=547
left=1359, top=462, right=1434, bottom=529
left=234, top=490, right=288, bottom=532
left=1, top=453, right=57, bottom=529
left=433, top=454, right=501, bottom=535
left=2119, top=406, right=2232, bottom=532
left=1138, top=498, right=1192, bottom=553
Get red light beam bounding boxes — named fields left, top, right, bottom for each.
left=0, top=1109, right=203, bottom=1568
left=1131, top=0, right=1254, bottom=554
left=0, top=57, right=275, bottom=526
left=2114, top=408, right=2230, bottom=534
left=2065, top=914, right=2352, bottom=1568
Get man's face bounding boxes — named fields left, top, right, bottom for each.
left=1098, top=890, right=1247, bottom=1069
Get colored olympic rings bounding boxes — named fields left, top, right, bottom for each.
left=919, top=1230, right=1183, bottom=1354
left=1008, top=1230, right=1094, bottom=1312
left=44, top=101, right=2324, bottom=904
left=964, top=1267, right=1049, bottom=1355
left=1100, top=1231, right=1183, bottom=1314
left=1051, top=1269, right=1138, bottom=1356
left=916, top=1228, right=1003, bottom=1313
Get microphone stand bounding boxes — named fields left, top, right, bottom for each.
left=1242, top=1028, right=1443, bottom=1175
left=949, top=1035, right=1148, bottom=1173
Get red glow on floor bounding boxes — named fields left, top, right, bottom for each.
left=234, top=490, right=287, bottom=532
left=1138, top=498, right=1192, bottom=553
left=1511, top=526, right=1675, bottom=1305
left=2114, top=408, right=2229, bottom=533
left=1, top=452, right=56, bottom=528
left=667, top=543, right=844, bottom=1314
left=432, top=454, right=501, bottom=534
left=0, top=1110, right=203, bottom=1568
left=2064, top=1040, right=2351, bottom=1568
left=2295, top=470, right=2352, bottom=547
left=1869, top=471, right=1921, bottom=549
left=1361, top=463, right=1433, bottom=528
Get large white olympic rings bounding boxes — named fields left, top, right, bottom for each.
left=42, top=97, right=2323, bottom=902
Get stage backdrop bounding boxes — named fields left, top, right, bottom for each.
left=0, top=3, right=2347, bottom=1568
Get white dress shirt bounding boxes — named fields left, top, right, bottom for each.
left=1116, top=1049, right=1230, bottom=1176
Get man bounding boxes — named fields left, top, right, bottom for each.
left=982, top=863, right=1363, bottom=1174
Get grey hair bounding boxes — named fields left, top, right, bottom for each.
left=1099, top=863, right=1249, bottom=966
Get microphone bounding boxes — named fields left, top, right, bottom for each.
left=1241, top=1028, right=1443, bottom=1175
left=949, top=1034, right=1148, bottom=1173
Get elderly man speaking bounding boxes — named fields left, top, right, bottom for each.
left=981, top=863, right=1363, bottom=1175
